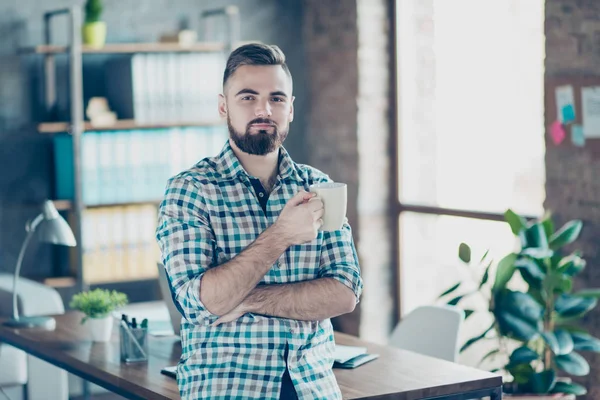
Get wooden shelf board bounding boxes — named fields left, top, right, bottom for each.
left=38, top=119, right=223, bottom=134
left=44, top=276, right=77, bottom=288
left=21, top=42, right=227, bottom=55
left=53, top=200, right=162, bottom=211
left=88, top=276, right=159, bottom=286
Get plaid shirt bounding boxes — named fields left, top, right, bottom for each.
left=156, top=141, right=363, bottom=400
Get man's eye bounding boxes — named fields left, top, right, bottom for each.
left=271, top=97, right=284, bottom=102
left=241, top=96, right=254, bottom=100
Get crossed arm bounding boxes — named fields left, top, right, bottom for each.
left=156, top=178, right=361, bottom=327
left=201, top=222, right=357, bottom=325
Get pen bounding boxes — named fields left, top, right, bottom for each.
left=119, top=319, right=147, bottom=359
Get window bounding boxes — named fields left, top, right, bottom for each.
left=395, top=0, right=545, bottom=342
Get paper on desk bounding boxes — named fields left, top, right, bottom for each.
left=334, top=345, right=367, bottom=364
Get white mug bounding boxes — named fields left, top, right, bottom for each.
left=309, top=182, right=347, bottom=231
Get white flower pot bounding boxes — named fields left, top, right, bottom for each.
left=86, top=316, right=113, bottom=342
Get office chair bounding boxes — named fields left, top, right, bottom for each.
left=388, top=305, right=465, bottom=362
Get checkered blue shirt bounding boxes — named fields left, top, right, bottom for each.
left=156, top=141, right=363, bottom=399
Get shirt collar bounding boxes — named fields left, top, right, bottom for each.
left=215, top=140, right=304, bottom=184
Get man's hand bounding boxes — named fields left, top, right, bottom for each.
left=275, top=191, right=324, bottom=246
left=211, top=302, right=249, bottom=326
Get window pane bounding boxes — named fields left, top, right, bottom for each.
left=400, top=212, right=523, bottom=367
left=397, top=0, right=545, bottom=216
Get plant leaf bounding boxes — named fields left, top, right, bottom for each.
left=541, top=211, right=554, bottom=239
left=438, top=282, right=461, bottom=299
left=524, top=223, right=549, bottom=249
left=549, top=220, right=583, bottom=250
left=460, top=322, right=495, bottom=353
left=447, top=294, right=466, bottom=306
left=557, top=254, right=586, bottom=276
left=553, top=275, right=573, bottom=295
left=554, top=329, right=575, bottom=355
left=509, top=346, right=539, bottom=365
left=520, top=247, right=554, bottom=259
left=479, top=261, right=492, bottom=289
left=551, top=381, right=587, bottom=396
left=555, top=294, right=598, bottom=318
left=555, top=352, right=590, bottom=376
left=571, top=332, right=600, bottom=352
left=496, top=311, right=539, bottom=341
left=480, top=249, right=490, bottom=263
left=541, top=331, right=559, bottom=354
left=504, top=209, right=527, bottom=235
left=458, top=243, right=471, bottom=263
left=478, top=348, right=500, bottom=366
left=514, top=257, right=546, bottom=280
left=574, top=288, right=600, bottom=298
left=556, top=324, right=589, bottom=335
left=507, top=363, right=535, bottom=384
left=492, top=253, right=518, bottom=293
left=526, top=370, right=557, bottom=394
left=496, top=290, right=544, bottom=323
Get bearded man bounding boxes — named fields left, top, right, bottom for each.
left=156, top=43, right=363, bottom=400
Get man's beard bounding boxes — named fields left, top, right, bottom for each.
left=227, top=115, right=288, bottom=156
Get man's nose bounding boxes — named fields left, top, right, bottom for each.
left=254, top=100, right=272, bottom=117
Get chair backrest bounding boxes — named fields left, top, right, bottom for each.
left=156, top=263, right=181, bottom=336
left=388, top=305, right=465, bottom=362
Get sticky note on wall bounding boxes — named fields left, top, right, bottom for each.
left=550, top=121, right=566, bottom=145
left=571, top=124, right=585, bottom=147
left=556, top=85, right=576, bottom=123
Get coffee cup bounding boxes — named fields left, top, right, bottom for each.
left=309, top=182, right=347, bottom=231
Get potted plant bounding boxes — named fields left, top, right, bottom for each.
left=69, top=288, right=128, bottom=342
left=439, top=209, right=600, bottom=398
left=82, top=0, right=106, bottom=48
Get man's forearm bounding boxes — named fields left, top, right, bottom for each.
left=243, top=278, right=356, bottom=321
left=200, top=223, right=290, bottom=316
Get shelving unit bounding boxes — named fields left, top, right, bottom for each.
left=27, top=5, right=240, bottom=294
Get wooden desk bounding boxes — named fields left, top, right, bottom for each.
left=0, top=312, right=502, bottom=400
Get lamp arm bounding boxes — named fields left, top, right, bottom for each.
left=12, top=214, right=43, bottom=321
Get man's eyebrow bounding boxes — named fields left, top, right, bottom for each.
left=270, top=91, right=288, bottom=98
left=235, top=88, right=259, bottom=96
left=234, top=88, right=288, bottom=98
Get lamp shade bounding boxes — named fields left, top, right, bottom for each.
left=35, top=200, right=76, bottom=246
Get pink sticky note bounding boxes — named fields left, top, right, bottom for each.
left=550, top=121, right=566, bottom=145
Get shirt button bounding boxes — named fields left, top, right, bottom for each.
left=290, top=328, right=296, bottom=334
left=258, top=192, right=264, bottom=198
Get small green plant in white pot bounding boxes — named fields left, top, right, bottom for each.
left=70, top=289, right=128, bottom=342
left=83, top=0, right=106, bottom=48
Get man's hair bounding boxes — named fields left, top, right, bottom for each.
left=223, top=43, right=292, bottom=89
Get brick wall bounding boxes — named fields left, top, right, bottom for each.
left=303, top=0, right=394, bottom=338
left=546, top=0, right=600, bottom=396
left=303, top=0, right=361, bottom=335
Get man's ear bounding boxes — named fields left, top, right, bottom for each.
left=289, top=95, right=295, bottom=123
left=218, top=94, right=227, bottom=119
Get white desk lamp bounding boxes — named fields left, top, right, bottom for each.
left=3, top=200, right=76, bottom=329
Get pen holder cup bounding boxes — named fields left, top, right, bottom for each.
left=119, top=325, right=148, bottom=363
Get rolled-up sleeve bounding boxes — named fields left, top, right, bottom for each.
left=156, top=175, right=218, bottom=324
left=318, top=221, right=363, bottom=303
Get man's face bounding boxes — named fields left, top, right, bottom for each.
left=219, top=65, right=294, bottom=155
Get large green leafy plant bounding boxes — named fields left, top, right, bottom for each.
left=439, top=209, right=600, bottom=396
